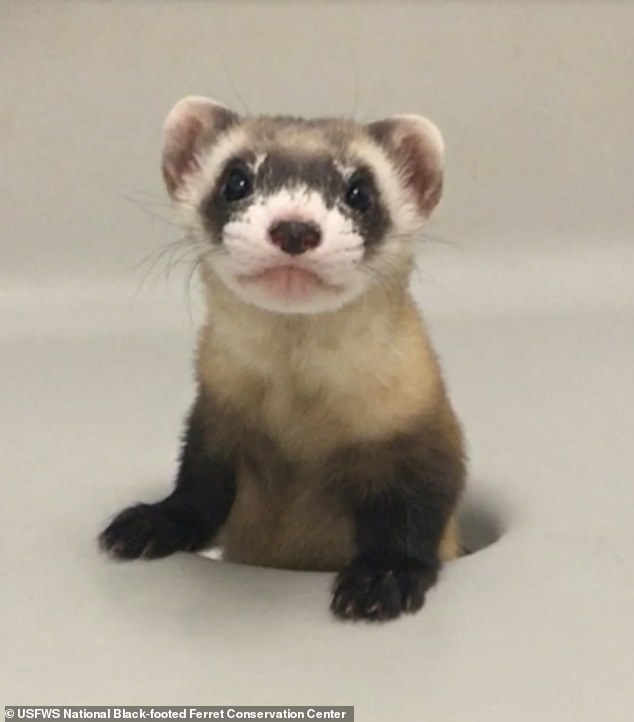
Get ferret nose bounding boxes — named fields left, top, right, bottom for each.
left=269, top=221, right=322, bottom=255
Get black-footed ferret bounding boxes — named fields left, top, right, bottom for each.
left=100, top=96, right=466, bottom=621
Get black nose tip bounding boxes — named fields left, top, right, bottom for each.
left=269, top=221, right=322, bottom=255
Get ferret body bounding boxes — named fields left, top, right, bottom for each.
left=100, top=98, right=466, bottom=621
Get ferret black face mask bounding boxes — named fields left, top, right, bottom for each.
left=161, top=96, right=444, bottom=314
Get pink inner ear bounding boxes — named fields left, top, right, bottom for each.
left=367, top=117, right=444, bottom=216
left=398, top=133, right=443, bottom=216
left=162, top=116, right=204, bottom=198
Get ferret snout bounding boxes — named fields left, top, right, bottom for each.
left=269, top=220, right=322, bottom=256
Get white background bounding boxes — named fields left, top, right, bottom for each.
left=1, top=2, right=633, bottom=719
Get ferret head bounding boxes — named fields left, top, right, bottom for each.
left=162, top=96, right=444, bottom=314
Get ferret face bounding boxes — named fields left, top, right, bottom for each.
left=162, top=98, right=445, bottom=314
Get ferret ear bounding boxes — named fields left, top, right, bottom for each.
left=366, top=115, right=444, bottom=216
left=162, top=96, right=239, bottom=198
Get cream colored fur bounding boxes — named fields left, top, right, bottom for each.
left=196, top=268, right=461, bottom=563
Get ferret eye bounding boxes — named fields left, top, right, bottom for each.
left=344, top=176, right=373, bottom=212
left=223, top=165, right=253, bottom=202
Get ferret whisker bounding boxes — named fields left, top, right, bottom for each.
left=183, top=254, right=205, bottom=325
left=349, top=47, right=360, bottom=120
left=121, top=191, right=174, bottom=208
left=164, top=245, right=202, bottom=285
left=120, top=192, right=183, bottom=229
left=120, top=187, right=168, bottom=202
left=419, top=233, right=461, bottom=251
left=219, top=51, right=251, bottom=115
left=130, top=233, right=209, bottom=306
left=130, top=239, right=192, bottom=302
left=133, top=242, right=177, bottom=276
left=357, top=264, right=398, bottom=305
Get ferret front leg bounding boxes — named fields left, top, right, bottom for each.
left=330, top=435, right=464, bottom=622
left=99, top=394, right=236, bottom=560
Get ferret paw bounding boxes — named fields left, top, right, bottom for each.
left=99, top=502, right=203, bottom=560
left=330, top=554, right=439, bottom=622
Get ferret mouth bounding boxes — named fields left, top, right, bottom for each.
left=237, top=265, right=341, bottom=301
